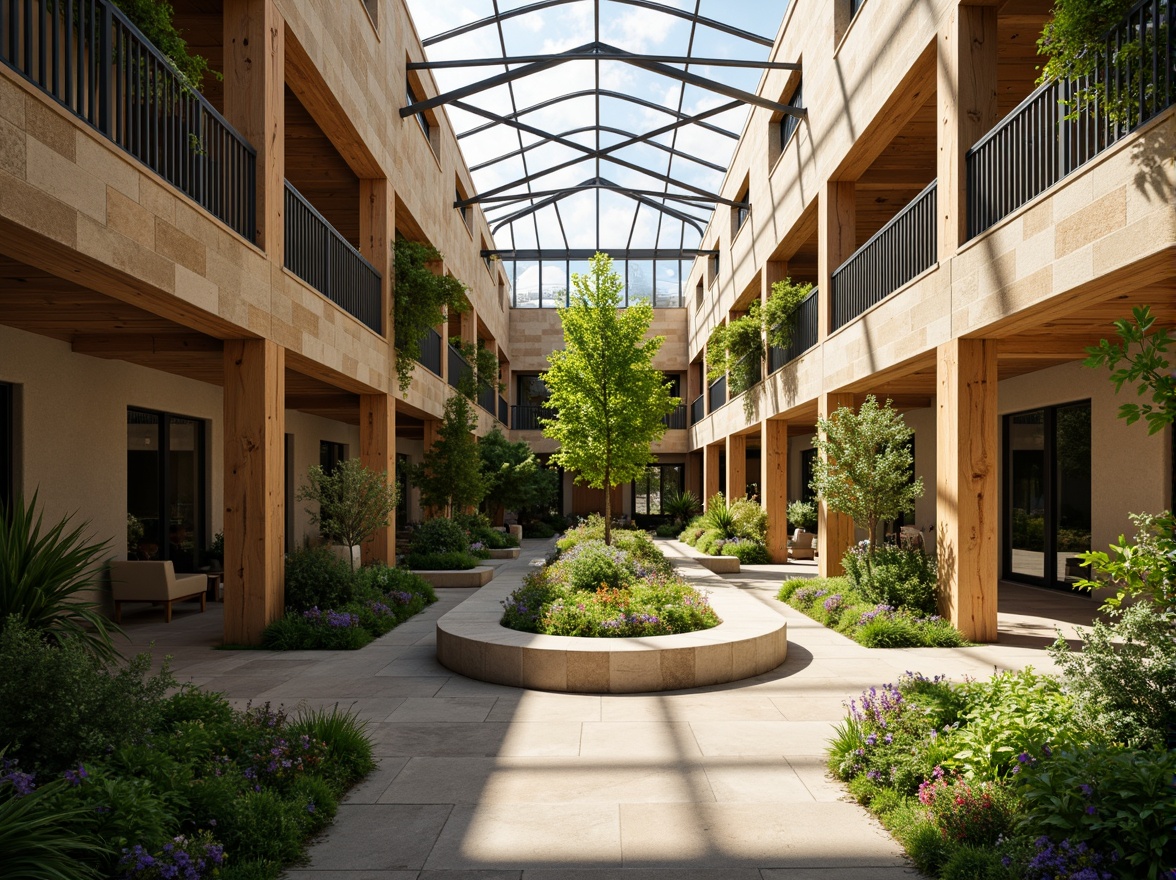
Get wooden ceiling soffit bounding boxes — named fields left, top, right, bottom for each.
left=71, top=334, right=223, bottom=357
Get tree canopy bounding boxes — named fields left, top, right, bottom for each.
left=541, top=253, right=678, bottom=544
left=413, top=394, right=486, bottom=517
left=478, top=427, right=559, bottom=522
left=810, top=395, right=923, bottom=563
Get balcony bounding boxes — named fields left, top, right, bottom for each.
left=708, top=375, right=727, bottom=413
left=967, top=0, right=1176, bottom=238
left=768, top=286, right=819, bottom=373
left=478, top=383, right=496, bottom=417
left=1, top=0, right=256, bottom=241
left=663, top=405, right=687, bottom=430
left=512, top=405, right=554, bottom=430
left=831, top=180, right=937, bottom=331
left=498, top=396, right=508, bottom=425
left=284, top=182, right=382, bottom=333
left=416, top=327, right=442, bottom=377
left=690, top=394, right=704, bottom=426
left=447, top=343, right=471, bottom=390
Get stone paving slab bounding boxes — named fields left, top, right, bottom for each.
left=114, top=537, right=1099, bottom=879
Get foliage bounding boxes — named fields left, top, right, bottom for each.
left=409, top=516, right=471, bottom=555
left=762, top=277, right=814, bottom=350
left=0, top=492, right=120, bottom=661
left=0, top=621, right=173, bottom=774
left=392, top=240, right=470, bottom=392
left=810, top=395, right=923, bottom=563
left=283, top=545, right=354, bottom=612
left=208, top=531, right=224, bottom=565
left=1075, top=511, right=1176, bottom=611
left=786, top=498, right=817, bottom=532
left=450, top=338, right=501, bottom=402
left=452, top=511, right=518, bottom=549
left=1049, top=603, right=1176, bottom=749
left=522, top=521, right=556, bottom=539
left=719, top=538, right=770, bottom=564
left=287, top=705, right=375, bottom=790
left=261, top=610, right=372, bottom=650
left=662, top=488, right=702, bottom=525
left=1015, top=744, right=1176, bottom=878
left=701, top=493, right=738, bottom=538
left=654, top=522, right=681, bottom=538
left=403, top=550, right=479, bottom=571
left=917, top=774, right=1017, bottom=847
left=1084, top=305, right=1176, bottom=434
left=0, top=770, right=109, bottom=880
left=705, top=310, right=763, bottom=396
left=542, top=253, right=678, bottom=544
left=842, top=543, right=938, bottom=615
left=560, top=539, right=636, bottom=592
left=296, top=460, right=398, bottom=567
left=477, top=428, right=559, bottom=522
left=1022, top=836, right=1117, bottom=880
left=729, top=497, right=768, bottom=543
left=112, top=0, right=212, bottom=89
left=413, top=394, right=486, bottom=516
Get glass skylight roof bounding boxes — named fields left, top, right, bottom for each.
left=402, top=0, right=792, bottom=306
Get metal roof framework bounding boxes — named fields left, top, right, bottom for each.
left=404, top=0, right=799, bottom=268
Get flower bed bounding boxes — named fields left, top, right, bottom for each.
left=500, top=516, right=720, bottom=637
left=828, top=606, right=1176, bottom=879
left=677, top=493, right=770, bottom=561
left=260, top=552, right=436, bottom=650
left=0, top=622, right=375, bottom=880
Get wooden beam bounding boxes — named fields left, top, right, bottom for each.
left=726, top=433, right=747, bottom=501
left=71, top=334, right=222, bottom=356
left=937, top=337, right=998, bottom=642
left=761, top=419, right=789, bottom=563
left=817, top=392, right=857, bottom=577
left=817, top=180, right=855, bottom=341
left=285, top=393, right=361, bottom=411
left=223, top=339, right=285, bottom=645
left=360, top=393, right=396, bottom=566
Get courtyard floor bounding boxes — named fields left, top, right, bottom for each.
left=118, top=539, right=1102, bottom=880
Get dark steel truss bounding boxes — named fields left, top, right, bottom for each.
left=410, top=0, right=797, bottom=267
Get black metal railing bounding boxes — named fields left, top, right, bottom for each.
left=690, top=394, right=705, bottom=425
left=478, top=383, right=496, bottom=416
left=498, top=396, right=508, bottom=425
left=708, top=375, right=727, bottom=412
left=768, top=286, right=820, bottom=373
left=663, top=404, right=687, bottom=429
left=416, top=327, right=442, bottom=376
left=512, top=404, right=554, bottom=430
left=831, top=180, right=937, bottom=331
left=447, top=343, right=470, bottom=390
left=967, top=0, right=1175, bottom=238
left=729, top=350, right=761, bottom=397
left=1, top=0, right=256, bottom=240
left=284, top=182, right=382, bottom=333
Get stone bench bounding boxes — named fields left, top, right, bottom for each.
left=412, top=566, right=495, bottom=588
left=672, top=539, right=740, bottom=573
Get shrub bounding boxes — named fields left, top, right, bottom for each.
left=843, top=543, right=938, bottom=615
left=409, top=517, right=470, bottom=555
left=296, top=460, right=397, bottom=569
left=560, top=540, right=634, bottom=592
left=283, top=546, right=353, bottom=613
left=523, top=521, right=556, bottom=539
left=0, top=622, right=173, bottom=774
left=287, top=705, right=374, bottom=791
left=1021, top=837, right=1117, bottom=880
left=662, top=488, right=701, bottom=524
left=701, top=494, right=737, bottom=538
left=0, top=492, right=119, bottom=660
left=1015, top=744, right=1176, bottom=877
left=917, top=774, right=1017, bottom=846
left=452, top=512, right=517, bottom=549
left=1049, top=602, right=1176, bottom=750
left=786, top=499, right=817, bottom=533
left=260, top=612, right=372, bottom=650
left=404, top=550, right=479, bottom=571
left=0, top=771, right=109, bottom=880
left=654, top=522, right=680, bottom=538
left=857, top=610, right=965, bottom=648
left=729, top=498, right=768, bottom=542
left=720, top=538, right=769, bottom=564
left=695, top=529, right=726, bottom=556
left=352, top=563, right=436, bottom=604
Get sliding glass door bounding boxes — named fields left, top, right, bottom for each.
left=1003, top=402, right=1091, bottom=588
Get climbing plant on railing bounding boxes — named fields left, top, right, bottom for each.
left=112, top=0, right=214, bottom=89
left=393, top=240, right=470, bottom=393
left=450, top=338, right=502, bottom=402
left=763, top=277, right=813, bottom=350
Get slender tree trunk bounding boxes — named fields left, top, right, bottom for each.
left=604, top=464, right=612, bottom=546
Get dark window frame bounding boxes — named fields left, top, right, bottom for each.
left=780, top=79, right=803, bottom=148
left=632, top=463, right=685, bottom=517
left=0, top=382, right=13, bottom=512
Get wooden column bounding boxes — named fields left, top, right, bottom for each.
left=937, top=337, right=998, bottom=642
left=726, top=433, right=747, bottom=500
left=704, top=444, right=721, bottom=507
left=817, top=180, right=855, bottom=341
left=359, top=393, right=396, bottom=566
left=761, top=418, right=789, bottom=563
left=223, top=0, right=284, bottom=255
left=223, top=339, right=285, bottom=645
left=421, top=418, right=440, bottom=519
left=817, top=391, right=856, bottom=576
left=937, top=3, right=998, bottom=258
left=360, top=178, right=392, bottom=338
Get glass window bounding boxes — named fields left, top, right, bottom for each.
left=514, top=261, right=539, bottom=308
left=320, top=441, right=346, bottom=475
left=655, top=261, right=682, bottom=308
left=781, top=79, right=803, bottom=147
left=632, top=464, right=684, bottom=516
left=627, top=260, right=653, bottom=306
left=407, top=82, right=431, bottom=142
left=541, top=261, right=568, bottom=308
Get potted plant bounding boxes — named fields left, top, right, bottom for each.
left=296, top=460, right=399, bottom=570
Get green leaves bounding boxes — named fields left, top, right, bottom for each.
left=414, top=394, right=486, bottom=516
left=1084, top=305, right=1176, bottom=435
left=296, top=460, right=398, bottom=560
left=0, top=492, right=119, bottom=661
left=393, top=240, right=470, bottom=393
left=542, top=253, right=677, bottom=541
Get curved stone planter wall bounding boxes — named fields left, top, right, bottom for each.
left=435, top=576, right=787, bottom=693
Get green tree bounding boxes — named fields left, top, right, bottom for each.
left=478, top=427, right=559, bottom=522
left=393, top=240, right=470, bottom=393
left=542, top=253, right=678, bottom=544
left=296, top=459, right=398, bottom=570
left=414, top=394, right=486, bottom=517
left=810, top=395, right=923, bottom=564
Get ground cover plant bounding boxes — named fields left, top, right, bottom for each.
left=500, top=515, right=720, bottom=637
left=0, top=620, right=375, bottom=880
left=261, top=548, right=436, bottom=650
left=828, top=639, right=1176, bottom=879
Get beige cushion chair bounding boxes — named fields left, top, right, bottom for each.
left=790, top=529, right=817, bottom=560
left=109, top=561, right=207, bottom=623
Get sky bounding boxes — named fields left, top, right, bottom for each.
left=402, top=0, right=787, bottom=260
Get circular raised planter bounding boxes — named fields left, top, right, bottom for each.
left=435, top=573, right=787, bottom=693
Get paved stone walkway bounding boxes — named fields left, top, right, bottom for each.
left=120, top=539, right=1100, bottom=880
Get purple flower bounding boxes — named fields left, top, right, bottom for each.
left=63, top=764, right=88, bottom=787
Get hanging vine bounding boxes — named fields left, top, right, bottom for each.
left=763, top=277, right=813, bottom=350
left=393, top=240, right=470, bottom=393
left=112, top=0, right=213, bottom=89
left=451, top=338, right=502, bottom=402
